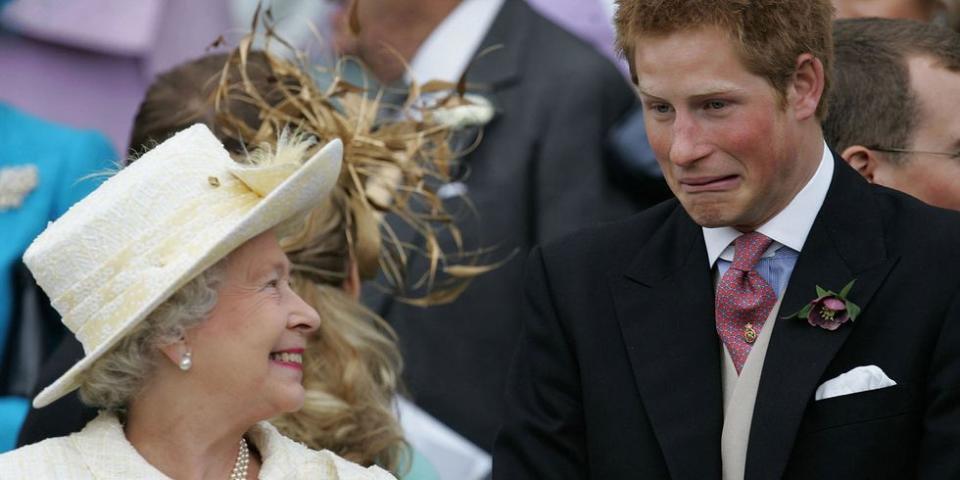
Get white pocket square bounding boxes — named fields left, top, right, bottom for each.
left=815, top=365, right=897, bottom=401
left=437, top=181, right=468, bottom=199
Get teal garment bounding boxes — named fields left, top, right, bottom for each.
left=0, top=103, right=116, bottom=452
left=400, top=448, right=441, bottom=480
left=0, top=398, right=28, bottom=452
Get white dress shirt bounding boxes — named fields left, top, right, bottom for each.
left=406, top=0, right=506, bottom=84
left=700, top=142, right=835, bottom=480
left=703, top=141, right=835, bottom=280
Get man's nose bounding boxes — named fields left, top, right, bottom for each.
left=669, top=113, right=709, bottom=167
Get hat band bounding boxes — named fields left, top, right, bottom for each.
left=61, top=185, right=259, bottom=352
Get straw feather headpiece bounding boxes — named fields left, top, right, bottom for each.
left=211, top=7, right=498, bottom=305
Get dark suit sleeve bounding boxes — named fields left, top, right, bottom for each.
left=534, top=62, right=639, bottom=244
left=16, top=336, right=96, bottom=447
left=919, top=289, right=960, bottom=478
left=493, top=247, right=588, bottom=479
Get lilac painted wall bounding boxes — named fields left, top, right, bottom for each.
left=525, top=0, right=627, bottom=75
left=0, top=0, right=626, bottom=155
left=0, top=0, right=232, bottom=155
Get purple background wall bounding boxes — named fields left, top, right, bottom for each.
left=0, top=0, right=622, bottom=155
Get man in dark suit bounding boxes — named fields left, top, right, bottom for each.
left=494, top=0, right=960, bottom=478
left=345, top=0, right=668, bottom=450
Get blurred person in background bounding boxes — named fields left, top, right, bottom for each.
left=949, top=0, right=960, bottom=30
left=0, top=0, right=118, bottom=454
left=0, top=101, right=115, bottom=453
left=332, top=0, right=669, bottom=452
left=831, top=0, right=948, bottom=21
left=824, top=18, right=960, bottom=211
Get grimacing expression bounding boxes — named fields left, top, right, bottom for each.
left=633, top=27, right=818, bottom=230
left=877, top=56, right=960, bottom=211
left=187, top=229, right=321, bottom=419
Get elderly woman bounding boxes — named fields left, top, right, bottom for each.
left=0, top=124, right=395, bottom=479
left=12, top=17, right=492, bottom=477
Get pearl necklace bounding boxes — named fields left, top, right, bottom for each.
left=229, top=437, right=249, bottom=480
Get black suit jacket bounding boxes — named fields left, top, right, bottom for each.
left=373, top=0, right=665, bottom=451
left=493, top=156, right=960, bottom=479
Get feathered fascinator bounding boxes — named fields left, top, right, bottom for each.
left=210, top=6, right=498, bottom=305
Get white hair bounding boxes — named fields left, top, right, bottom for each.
left=77, top=260, right=226, bottom=411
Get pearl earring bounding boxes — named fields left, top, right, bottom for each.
left=179, top=351, right=192, bottom=371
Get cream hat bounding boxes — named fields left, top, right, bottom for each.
left=24, top=124, right=342, bottom=408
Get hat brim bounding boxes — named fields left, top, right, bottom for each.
left=32, top=138, right=343, bottom=408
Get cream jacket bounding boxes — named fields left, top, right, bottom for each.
left=0, top=412, right=396, bottom=479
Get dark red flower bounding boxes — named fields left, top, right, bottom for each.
left=807, top=296, right=850, bottom=331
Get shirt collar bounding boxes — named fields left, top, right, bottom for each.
left=406, top=0, right=505, bottom=84
left=702, top=141, right=834, bottom=267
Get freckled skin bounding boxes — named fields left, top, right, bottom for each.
left=633, top=27, right=820, bottom=230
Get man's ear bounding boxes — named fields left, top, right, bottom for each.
left=788, top=53, right=826, bottom=121
left=840, top=145, right=880, bottom=183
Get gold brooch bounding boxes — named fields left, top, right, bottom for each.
left=743, top=323, right=758, bottom=344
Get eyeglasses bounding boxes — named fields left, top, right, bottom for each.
left=865, top=146, right=960, bottom=160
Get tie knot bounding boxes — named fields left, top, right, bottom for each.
left=731, top=232, right=773, bottom=271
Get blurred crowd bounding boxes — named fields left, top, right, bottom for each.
left=1, top=0, right=959, bottom=478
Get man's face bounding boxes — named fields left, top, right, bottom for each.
left=633, top=27, right=815, bottom=230
left=327, top=0, right=441, bottom=84
left=832, top=0, right=939, bottom=21
left=874, top=56, right=960, bottom=211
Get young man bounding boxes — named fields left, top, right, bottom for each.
left=494, top=1, right=960, bottom=478
left=825, top=18, right=960, bottom=211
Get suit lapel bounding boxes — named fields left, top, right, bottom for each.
left=612, top=204, right=723, bottom=479
left=463, top=0, right=524, bottom=95
left=371, top=1, right=524, bottom=317
left=745, top=157, right=899, bottom=480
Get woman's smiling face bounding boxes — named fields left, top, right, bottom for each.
left=186, top=229, right=321, bottom=419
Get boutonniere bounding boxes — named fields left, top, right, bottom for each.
left=785, top=280, right=862, bottom=331
left=431, top=93, right=495, bottom=129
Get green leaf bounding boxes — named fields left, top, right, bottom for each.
left=815, top=285, right=828, bottom=298
left=846, top=301, right=862, bottom=321
left=839, top=279, right=856, bottom=298
left=783, top=303, right=811, bottom=320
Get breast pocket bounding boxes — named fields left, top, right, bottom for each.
left=800, top=383, right=922, bottom=433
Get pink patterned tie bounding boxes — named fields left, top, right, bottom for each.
left=715, top=232, right=777, bottom=374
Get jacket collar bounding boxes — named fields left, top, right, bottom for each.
left=610, top=153, right=897, bottom=479
left=612, top=203, right=724, bottom=479
left=744, top=154, right=897, bottom=479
